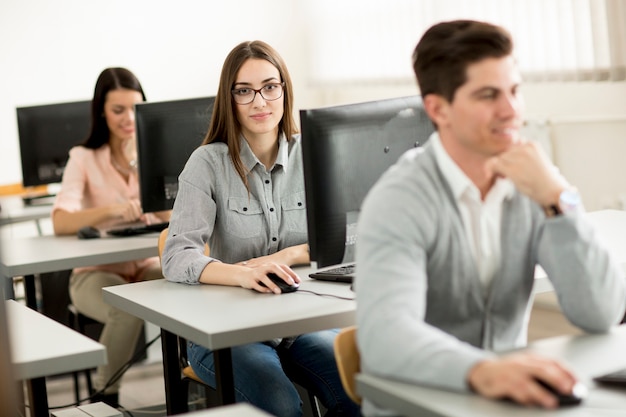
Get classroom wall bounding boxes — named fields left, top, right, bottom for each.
left=2, top=0, right=626, bottom=210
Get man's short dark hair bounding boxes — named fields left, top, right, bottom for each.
left=412, top=20, right=513, bottom=103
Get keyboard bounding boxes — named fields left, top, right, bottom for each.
left=106, top=222, right=169, bottom=237
left=309, top=263, right=355, bottom=283
left=22, top=193, right=56, bottom=206
left=594, top=367, right=626, bottom=386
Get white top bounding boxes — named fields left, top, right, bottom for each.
left=183, top=403, right=273, bottom=416
left=7, top=300, right=106, bottom=380
left=0, top=234, right=158, bottom=278
left=431, top=133, right=514, bottom=290
left=103, top=264, right=354, bottom=351
left=357, top=324, right=626, bottom=417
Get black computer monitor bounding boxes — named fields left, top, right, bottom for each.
left=135, top=96, right=215, bottom=213
left=300, top=95, right=435, bottom=268
left=16, top=100, right=91, bottom=187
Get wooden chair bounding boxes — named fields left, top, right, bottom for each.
left=334, top=325, right=361, bottom=405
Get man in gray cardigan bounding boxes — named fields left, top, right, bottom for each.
left=356, top=20, right=626, bottom=415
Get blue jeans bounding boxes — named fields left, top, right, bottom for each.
left=187, top=329, right=359, bottom=417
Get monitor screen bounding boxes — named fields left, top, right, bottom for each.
left=16, top=100, right=91, bottom=187
left=135, top=96, right=215, bottom=213
left=300, top=95, right=435, bottom=268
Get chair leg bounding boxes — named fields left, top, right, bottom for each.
left=72, top=371, right=80, bottom=403
left=85, top=369, right=94, bottom=397
left=308, top=392, right=322, bottom=417
left=68, top=304, right=95, bottom=403
left=68, top=306, right=82, bottom=403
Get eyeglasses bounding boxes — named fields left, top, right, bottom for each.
left=231, top=82, right=285, bottom=105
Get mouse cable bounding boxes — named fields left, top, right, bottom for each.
left=296, top=289, right=355, bottom=301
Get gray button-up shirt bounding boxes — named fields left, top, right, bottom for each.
left=162, top=133, right=307, bottom=284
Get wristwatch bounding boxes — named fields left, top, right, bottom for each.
left=544, top=188, right=581, bottom=217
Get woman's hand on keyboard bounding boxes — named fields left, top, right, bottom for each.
left=111, top=199, right=142, bottom=222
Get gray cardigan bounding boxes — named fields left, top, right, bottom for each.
left=355, top=141, right=626, bottom=416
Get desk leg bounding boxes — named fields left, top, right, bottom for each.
left=213, top=348, right=235, bottom=405
left=17, top=381, right=26, bottom=417
left=161, top=329, right=188, bottom=415
left=3, top=276, right=15, bottom=300
left=27, top=377, right=49, bottom=417
left=24, top=274, right=37, bottom=310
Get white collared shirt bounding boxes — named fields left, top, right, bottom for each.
left=431, top=133, right=515, bottom=292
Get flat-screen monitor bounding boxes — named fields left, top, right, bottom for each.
left=301, top=95, right=435, bottom=268
left=135, top=96, right=215, bottom=213
left=16, top=100, right=91, bottom=187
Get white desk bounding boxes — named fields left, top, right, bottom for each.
left=0, top=233, right=159, bottom=307
left=533, top=209, right=626, bottom=293
left=357, top=325, right=626, bottom=417
left=0, top=195, right=52, bottom=234
left=184, top=403, right=272, bottom=416
left=103, top=266, right=355, bottom=414
left=7, top=300, right=106, bottom=417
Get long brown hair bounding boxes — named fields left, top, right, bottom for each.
left=202, top=41, right=298, bottom=189
left=83, top=67, right=146, bottom=149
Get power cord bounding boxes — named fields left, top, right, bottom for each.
left=45, top=333, right=162, bottom=410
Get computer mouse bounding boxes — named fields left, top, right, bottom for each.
left=260, top=273, right=299, bottom=293
left=77, top=226, right=101, bottom=239
left=535, top=379, right=587, bottom=407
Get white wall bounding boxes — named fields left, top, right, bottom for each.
left=0, top=0, right=306, bottom=185
left=2, top=0, right=626, bottom=210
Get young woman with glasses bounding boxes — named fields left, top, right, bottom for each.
left=161, top=41, right=359, bottom=416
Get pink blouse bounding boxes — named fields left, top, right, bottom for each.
left=52, top=145, right=160, bottom=282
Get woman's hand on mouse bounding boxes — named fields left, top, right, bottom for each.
left=235, top=263, right=300, bottom=294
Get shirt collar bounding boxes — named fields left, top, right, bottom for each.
left=430, top=131, right=515, bottom=202
left=239, top=132, right=289, bottom=172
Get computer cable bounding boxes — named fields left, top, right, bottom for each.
left=46, top=333, right=161, bottom=410
left=296, top=289, right=355, bottom=301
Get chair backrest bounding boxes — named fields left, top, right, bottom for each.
left=333, top=325, right=361, bottom=405
left=158, top=228, right=168, bottom=261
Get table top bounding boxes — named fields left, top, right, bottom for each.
left=183, top=403, right=272, bottom=416
left=103, top=265, right=355, bottom=351
left=0, top=195, right=52, bottom=227
left=357, top=325, right=626, bottom=417
left=532, top=209, right=626, bottom=293
left=0, top=233, right=159, bottom=278
left=586, top=209, right=626, bottom=265
left=6, top=300, right=106, bottom=380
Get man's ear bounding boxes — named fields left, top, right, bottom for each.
left=423, top=94, right=448, bottom=128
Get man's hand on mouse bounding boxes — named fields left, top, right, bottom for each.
left=467, top=352, right=578, bottom=409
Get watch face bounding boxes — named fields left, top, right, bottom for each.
left=560, top=189, right=581, bottom=212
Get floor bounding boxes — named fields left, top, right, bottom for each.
left=44, top=359, right=168, bottom=416
left=31, top=297, right=583, bottom=417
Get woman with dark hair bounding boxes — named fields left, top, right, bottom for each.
left=52, top=67, right=170, bottom=407
left=162, top=41, right=359, bottom=416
